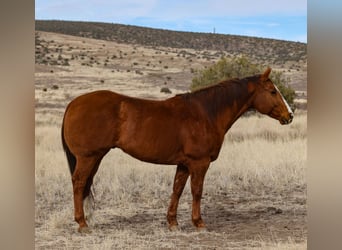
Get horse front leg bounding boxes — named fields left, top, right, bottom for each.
left=167, top=164, right=189, bottom=230
left=189, top=161, right=210, bottom=230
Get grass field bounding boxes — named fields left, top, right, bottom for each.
left=35, top=111, right=306, bottom=249
left=35, top=31, right=306, bottom=249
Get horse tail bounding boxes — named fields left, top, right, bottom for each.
left=61, top=116, right=76, bottom=176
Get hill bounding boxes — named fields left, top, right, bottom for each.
left=35, top=20, right=307, bottom=109
left=36, top=20, right=306, bottom=68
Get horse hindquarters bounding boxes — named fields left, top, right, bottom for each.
left=62, top=91, right=121, bottom=232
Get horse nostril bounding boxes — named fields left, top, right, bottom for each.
left=290, top=113, right=294, bottom=119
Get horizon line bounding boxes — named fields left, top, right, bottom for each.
left=35, top=19, right=307, bottom=44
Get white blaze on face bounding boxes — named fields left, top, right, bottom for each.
left=274, top=85, right=293, bottom=114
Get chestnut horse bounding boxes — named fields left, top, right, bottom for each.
left=62, top=68, right=293, bottom=232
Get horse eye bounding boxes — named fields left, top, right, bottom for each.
left=271, top=90, right=277, bottom=95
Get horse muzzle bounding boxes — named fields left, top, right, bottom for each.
left=280, top=112, right=294, bottom=125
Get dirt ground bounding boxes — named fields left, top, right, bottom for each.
left=90, top=188, right=306, bottom=246
left=35, top=31, right=307, bottom=249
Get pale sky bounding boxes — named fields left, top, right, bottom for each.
left=35, top=0, right=307, bottom=43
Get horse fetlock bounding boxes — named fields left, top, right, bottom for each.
left=192, top=217, right=206, bottom=228
left=168, top=224, right=180, bottom=232
left=167, top=214, right=178, bottom=226
left=75, top=214, right=87, bottom=225
left=83, top=196, right=95, bottom=221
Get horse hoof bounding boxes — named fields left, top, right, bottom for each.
left=196, top=226, right=208, bottom=232
left=168, top=225, right=180, bottom=232
left=78, top=226, right=92, bottom=234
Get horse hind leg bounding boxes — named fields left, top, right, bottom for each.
left=82, top=155, right=107, bottom=223
left=72, top=153, right=106, bottom=233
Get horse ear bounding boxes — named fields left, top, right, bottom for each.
left=261, top=67, right=272, bottom=81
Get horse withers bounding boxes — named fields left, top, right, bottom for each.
left=61, top=68, right=293, bottom=232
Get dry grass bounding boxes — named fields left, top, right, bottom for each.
left=35, top=31, right=306, bottom=249
left=35, top=112, right=306, bottom=249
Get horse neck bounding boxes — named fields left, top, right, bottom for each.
left=194, top=80, right=255, bottom=136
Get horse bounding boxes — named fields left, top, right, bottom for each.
left=61, top=67, right=293, bottom=232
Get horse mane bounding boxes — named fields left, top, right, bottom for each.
left=178, top=75, right=260, bottom=119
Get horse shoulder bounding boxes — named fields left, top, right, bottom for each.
left=172, top=100, right=222, bottom=162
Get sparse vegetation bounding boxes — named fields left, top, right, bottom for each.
left=35, top=20, right=306, bottom=67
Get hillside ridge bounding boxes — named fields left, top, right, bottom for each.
left=36, top=20, right=306, bottom=67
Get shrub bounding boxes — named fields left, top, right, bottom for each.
left=160, top=87, right=172, bottom=94
left=271, top=71, right=296, bottom=111
left=62, top=59, right=70, bottom=66
left=191, top=56, right=296, bottom=110
left=191, top=56, right=259, bottom=90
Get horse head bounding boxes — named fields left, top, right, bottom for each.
left=251, top=68, right=293, bottom=125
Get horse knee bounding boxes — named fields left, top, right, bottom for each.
left=191, top=186, right=203, bottom=201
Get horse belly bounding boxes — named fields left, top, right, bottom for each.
left=121, top=146, right=180, bottom=165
